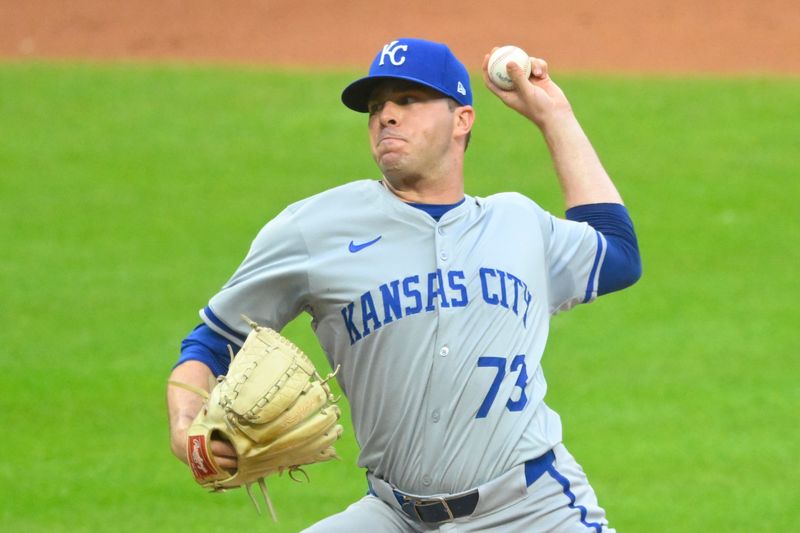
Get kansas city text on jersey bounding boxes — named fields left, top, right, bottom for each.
left=340, top=267, right=533, bottom=345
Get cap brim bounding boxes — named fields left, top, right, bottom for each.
left=341, top=75, right=449, bottom=113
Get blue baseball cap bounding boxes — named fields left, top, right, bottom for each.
left=341, top=38, right=472, bottom=113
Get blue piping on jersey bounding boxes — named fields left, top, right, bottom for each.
left=201, top=305, right=247, bottom=344
left=175, top=307, right=247, bottom=375
left=584, top=232, right=605, bottom=303
left=567, top=203, right=642, bottom=296
left=177, top=323, right=240, bottom=376
left=546, top=464, right=604, bottom=532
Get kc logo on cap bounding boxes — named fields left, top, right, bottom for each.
left=380, top=41, right=409, bottom=67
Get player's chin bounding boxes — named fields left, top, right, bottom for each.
left=375, top=152, right=408, bottom=174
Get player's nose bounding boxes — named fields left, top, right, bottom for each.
left=377, top=101, right=401, bottom=126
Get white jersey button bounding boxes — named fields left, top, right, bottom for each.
left=422, top=475, right=432, bottom=486
left=437, top=226, right=445, bottom=235
left=432, top=409, right=440, bottom=422
left=440, top=251, right=448, bottom=261
left=439, top=345, right=449, bottom=357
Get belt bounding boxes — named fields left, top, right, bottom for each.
left=395, top=489, right=480, bottom=524
left=390, top=449, right=556, bottom=524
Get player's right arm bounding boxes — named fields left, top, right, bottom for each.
left=483, top=50, right=641, bottom=305
left=481, top=51, right=622, bottom=209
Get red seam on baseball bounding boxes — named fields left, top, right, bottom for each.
left=489, top=48, right=517, bottom=71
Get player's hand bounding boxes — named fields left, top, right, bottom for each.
left=209, top=437, right=238, bottom=471
left=481, top=49, right=572, bottom=129
left=172, top=425, right=238, bottom=471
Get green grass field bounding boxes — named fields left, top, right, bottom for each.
left=1, top=62, right=798, bottom=532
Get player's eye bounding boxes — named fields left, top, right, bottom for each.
left=367, top=94, right=422, bottom=115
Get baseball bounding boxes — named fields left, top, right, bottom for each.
left=488, top=45, right=532, bottom=90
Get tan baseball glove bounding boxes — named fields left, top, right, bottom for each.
left=173, top=317, right=342, bottom=520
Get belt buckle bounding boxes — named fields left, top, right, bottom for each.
left=410, top=496, right=454, bottom=523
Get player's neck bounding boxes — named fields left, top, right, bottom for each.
left=381, top=175, right=464, bottom=204
left=381, top=157, right=465, bottom=204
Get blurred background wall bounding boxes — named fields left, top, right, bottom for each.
left=2, top=0, right=799, bottom=73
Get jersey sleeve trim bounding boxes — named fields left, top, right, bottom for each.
left=176, top=323, right=240, bottom=377
left=567, top=203, right=642, bottom=296
left=583, top=231, right=607, bottom=303
left=200, top=305, right=247, bottom=345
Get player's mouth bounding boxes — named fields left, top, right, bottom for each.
left=376, top=131, right=406, bottom=147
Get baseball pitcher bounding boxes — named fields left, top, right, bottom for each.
left=167, top=38, right=642, bottom=532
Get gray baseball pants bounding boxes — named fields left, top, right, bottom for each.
left=302, top=443, right=614, bottom=532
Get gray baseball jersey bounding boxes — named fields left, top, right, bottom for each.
left=203, top=179, right=605, bottom=495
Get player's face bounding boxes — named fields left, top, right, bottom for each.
left=366, top=81, right=464, bottom=183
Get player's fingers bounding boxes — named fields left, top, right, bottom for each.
left=214, top=455, right=238, bottom=471
left=210, top=438, right=236, bottom=459
left=506, top=60, right=532, bottom=86
left=210, top=439, right=238, bottom=470
left=530, top=57, right=549, bottom=79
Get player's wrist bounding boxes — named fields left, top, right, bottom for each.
left=169, top=413, right=198, bottom=464
left=531, top=104, right=576, bottom=132
left=170, top=432, right=190, bottom=465
left=537, top=111, right=591, bottom=155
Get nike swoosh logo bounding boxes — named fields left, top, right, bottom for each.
left=349, top=235, right=382, bottom=253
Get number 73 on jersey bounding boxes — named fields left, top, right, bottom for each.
left=475, top=355, right=529, bottom=418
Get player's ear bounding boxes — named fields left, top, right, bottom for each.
left=453, top=105, right=475, bottom=138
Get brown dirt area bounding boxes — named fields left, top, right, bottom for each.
left=1, top=0, right=799, bottom=74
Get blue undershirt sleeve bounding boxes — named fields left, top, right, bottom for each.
left=565, top=203, right=642, bottom=295
left=175, top=323, right=242, bottom=377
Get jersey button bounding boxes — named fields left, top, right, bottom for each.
left=437, top=226, right=445, bottom=235
left=440, top=251, right=448, bottom=261
left=422, top=475, right=432, bottom=486
left=432, top=409, right=440, bottom=423
left=439, top=346, right=449, bottom=357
